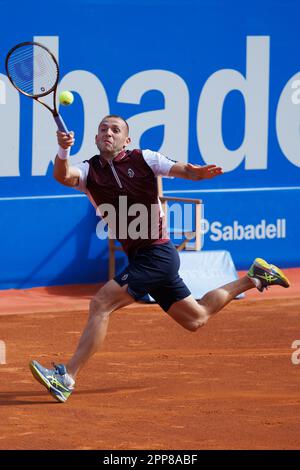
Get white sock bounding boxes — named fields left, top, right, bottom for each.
left=249, top=277, right=262, bottom=290
left=63, top=373, right=75, bottom=389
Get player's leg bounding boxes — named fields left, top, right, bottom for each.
left=166, top=257, right=290, bottom=332
left=167, top=275, right=253, bottom=331
left=30, top=280, right=134, bottom=402
left=66, top=279, right=134, bottom=378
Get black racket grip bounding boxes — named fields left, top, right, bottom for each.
left=54, top=114, right=69, bottom=133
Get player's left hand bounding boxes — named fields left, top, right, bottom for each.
left=186, top=163, right=223, bottom=180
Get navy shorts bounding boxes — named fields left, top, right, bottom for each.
left=114, top=241, right=191, bottom=312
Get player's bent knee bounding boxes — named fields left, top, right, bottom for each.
left=175, top=314, right=208, bottom=332
left=187, top=323, right=200, bottom=332
left=184, top=318, right=207, bottom=332
left=168, top=304, right=209, bottom=331
left=168, top=296, right=209, bottom=332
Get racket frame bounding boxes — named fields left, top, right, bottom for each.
left=5, top=41, right=68, bottom=132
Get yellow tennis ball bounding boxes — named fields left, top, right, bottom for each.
left=59, top=90, right=74, bottom=106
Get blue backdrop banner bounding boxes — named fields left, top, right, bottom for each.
left=0, top=0, right=299, bottom=289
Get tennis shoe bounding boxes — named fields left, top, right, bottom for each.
left=29, top=360, right=74, bottom=403
left=247, top=257, right=290, bottom=292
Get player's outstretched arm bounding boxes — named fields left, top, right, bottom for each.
left=169, top=162, right=223, bottom=181
left=53, top=131, right=80, bottom=187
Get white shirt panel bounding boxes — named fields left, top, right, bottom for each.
left=142, top=149, right=176, bottom=177
left=73, top=161, right=89, bottom=192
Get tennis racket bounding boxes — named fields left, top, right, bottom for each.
left=5, top=41, right=68, bottom=132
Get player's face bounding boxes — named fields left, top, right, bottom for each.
left=96, top=118, right=131, bottom=155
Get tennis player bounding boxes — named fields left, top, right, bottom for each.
left=29, top=115, right=290, bottom=402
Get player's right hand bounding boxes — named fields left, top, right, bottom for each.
left=57, top=130, right=75, bottom=149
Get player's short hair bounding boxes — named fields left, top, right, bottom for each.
left=100, top=114, right=129, bottom=134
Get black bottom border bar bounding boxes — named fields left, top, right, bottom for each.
left=1, top=450, right=300, bottom=465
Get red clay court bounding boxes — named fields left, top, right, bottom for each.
left=0, top=268, right=300, bottom=450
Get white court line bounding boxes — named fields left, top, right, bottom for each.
left=0, top=186, right=299, bottom=201
left=164, top=186, right=300, bottom=194
left=0, top=194, right=85, bottom=201
left=0, top=341, right=6, bottom=365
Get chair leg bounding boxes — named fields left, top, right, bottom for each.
left=177, top=239, right=189, bottom=251
left=195, top=203, right=202, bottom=250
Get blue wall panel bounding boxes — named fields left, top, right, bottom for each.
left=0, top=0, right=299, bottom=288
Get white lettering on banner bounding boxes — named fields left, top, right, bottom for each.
left=118, top=70, right=189, bottom=164
left=0, top=74, right=20, bottom=176
left=2, top=35, right=300, bottom=177
left=32, top=36, right=110, bottom=175
left=201, top=218, right=286, bottom=242
left=197, top=36, right=270, bottom=171
left=291, top=79, right=300, bottom=104
left=58, top=71, right=109, bottom=165
left=32, top=36, right=59, bottom=177
left=0, top=79, right=6, bottom=104
left=276, top=72, right=300, bottom=168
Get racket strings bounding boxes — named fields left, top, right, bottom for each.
left=7, top=44, right=58, bottom=97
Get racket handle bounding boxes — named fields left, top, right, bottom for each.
left=54, top=114, right=69, bottom=133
